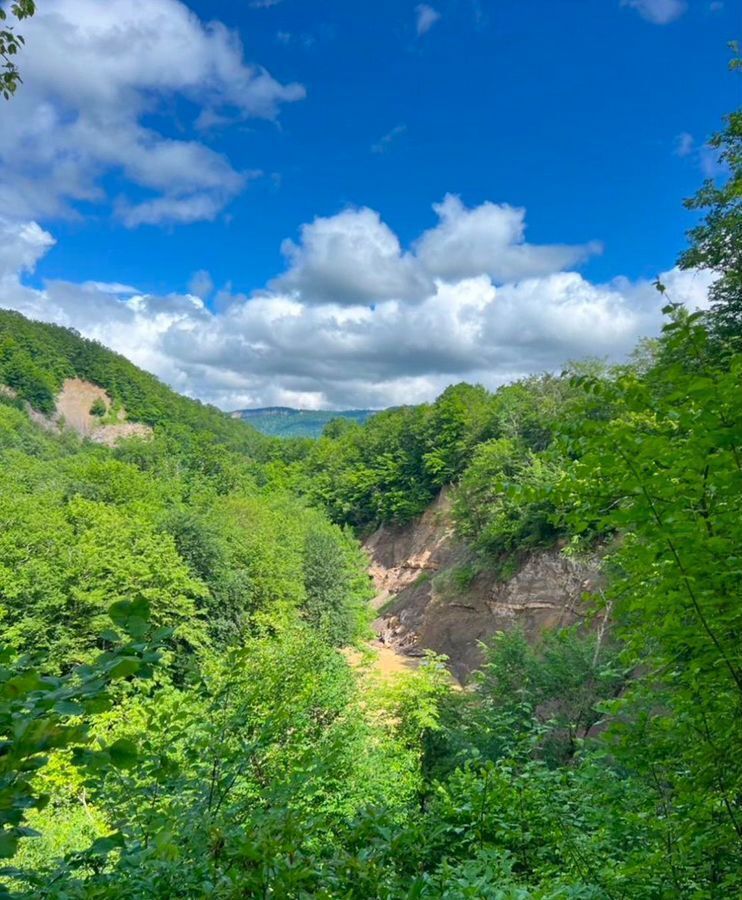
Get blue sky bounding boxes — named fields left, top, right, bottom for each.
left=0, top=0, right=736, bottom=408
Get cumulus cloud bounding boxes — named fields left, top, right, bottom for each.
left=621, top=0, right=687, bottom=24
left=272, top=207, right=432, bottom=305
left=0, top=211, right=714, bottom=410
left=414, top=195, right=602, bottom=284
left=0, top=220, right=55, bottom=276
left=415, top=4, right=441, bottom=35
left=0, top=0, right=304, bottom=226
left=272, top=196, right=600, bottom=304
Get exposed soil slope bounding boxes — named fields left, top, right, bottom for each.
left=364, top=488, right=601, bottom=682
left=33, top=379, right=152, bottom=446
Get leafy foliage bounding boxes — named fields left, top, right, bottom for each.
left=679, top=72, right=741, bottom=349
left=298, top=378, right=587, bottom=532
left=89, top=399, right=106, bottom=419
left=302, top=526, right=373, bottom=646
left=0, top=1, right=34, bottom=100
left=1, top=308, right=742, bottom=894
left=0, top=598, right=164, bottom=874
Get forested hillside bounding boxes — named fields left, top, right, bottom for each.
left=0, top=95, right=740, bottom=899
left=0, top=318, right=388, bottom=895
left=0, top=310, right=269, bottom=454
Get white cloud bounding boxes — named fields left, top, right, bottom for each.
left=0, top=211, right=714, bottom=410
left=415, top=4, right=441, bottom=36
left=0, top=220, right=55, bottom=276
left=272, top=207, right=432, bottom=304
left=272, top=196, right=600, bottom=304
left=0, top=0, right=304, bottom=226
left=414, top=195, right=602, bottom=284
left=188, top=270, right=215, bottom=300
left=372, top=124, right=407, bottom=154
left=674, top=132, right=694, bottom=157
left=621, top=0, right=687, bottom=24
left=83, top=281, right=139, bottom=295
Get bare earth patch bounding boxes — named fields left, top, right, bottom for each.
left=344, top=642, right=421, bottom=682
left=52, top=379, right=152, bottom=446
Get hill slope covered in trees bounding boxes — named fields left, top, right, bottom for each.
left=0, top=309, right=269, bottom=455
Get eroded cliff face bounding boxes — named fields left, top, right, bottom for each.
left=364, top=488, right=601, bottom=682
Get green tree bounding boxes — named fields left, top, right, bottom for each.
left=0, top=490, right=208, bottom=667
left=0, top=341, right=56, bottom=415
left=680, top=88, right=741, bottom=348
left=89, top=398, right=107, bottom=418
left=421, top=383, right=495, bottom=486
left=0, top=0, right=35, bottom=99
left=453, top=438, right=564, bottom=561
left=0, top=598, right=162, bottom=870
left=555, top=311, right=742, bottom=892
left=302, top=526, right=370, bottom=646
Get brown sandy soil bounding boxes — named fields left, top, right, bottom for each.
left=55, top=378, right=113, bottom=434
left=345, top=642, right=421, bottom=681
left=53, top=379, right=152, bottom=446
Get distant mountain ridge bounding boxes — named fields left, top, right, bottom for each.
left=231, top=406, right=376, bottom=438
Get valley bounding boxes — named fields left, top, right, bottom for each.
left=0, top=0, right=742, bottom=900
left=2, top=262, right=741, bottom=894
left=0, top=2, right=737, bottom=896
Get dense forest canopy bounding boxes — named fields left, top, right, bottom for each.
left=0, top=57, right=740, bottom=900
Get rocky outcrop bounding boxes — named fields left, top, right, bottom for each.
left=364, top=489, right=601, bottom=682
left=365, top=488, right=463, bottom=602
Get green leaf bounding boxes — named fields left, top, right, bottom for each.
left=86, top=832, right=125, bottom=856
left=52, top=700, right=85, bottom=716
left=108, top=738, right=138, bottom=770
left=0, top=831, right=18, bottom=860
left=107, top=658, right=140, bottom=680
left=108, top=598, right=151, bottom=637
left=98, top=629, right=121, bottom=644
